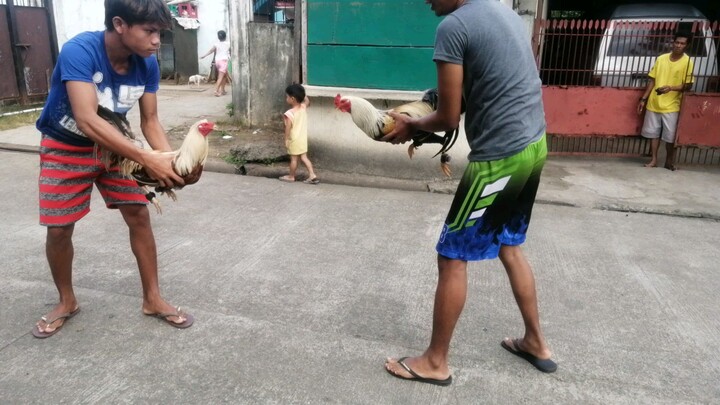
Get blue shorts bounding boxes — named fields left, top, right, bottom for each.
left=436, top=135, right=547, bottom=261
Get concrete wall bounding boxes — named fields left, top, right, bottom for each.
left=52, top=1, right=105, bottom=47
left=247, top=23, right=295, bottom=125
left=196, top=0, right=230, bottom=76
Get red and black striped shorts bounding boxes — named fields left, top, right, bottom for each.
left=39, top=135, right=148, bottom=227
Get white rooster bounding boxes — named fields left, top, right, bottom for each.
left=97, top=106, right=214, bottom=212
left=334, top=89, right=459, bottom=177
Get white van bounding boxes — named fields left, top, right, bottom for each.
left=592, top=4, right=719, bottom=92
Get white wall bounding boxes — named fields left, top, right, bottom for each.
left=196, top=0, right=230, bottom=76
left=52, top=1, right=105, bottom=48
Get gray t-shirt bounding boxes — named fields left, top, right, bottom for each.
left=433, top=0, right=546, bottom=161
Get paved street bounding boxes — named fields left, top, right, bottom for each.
left=1, top=147, right=719, bottom=403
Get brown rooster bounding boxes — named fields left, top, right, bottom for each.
left=97, top=105, right=214, bottom=213
left=334, top=89, right=459, bottom=177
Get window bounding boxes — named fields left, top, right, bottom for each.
left=607, top=23, right=708, bottom=57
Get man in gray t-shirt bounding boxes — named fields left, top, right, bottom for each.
left=383, top=0, right=556, bottom=385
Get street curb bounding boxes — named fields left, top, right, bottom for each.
left=3, top=145, right=718, bottom=221
left=597, top=203, right=720, bottom=222
left=0, top=143, right=39, bottom=154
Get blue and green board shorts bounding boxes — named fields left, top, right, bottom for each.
left=436, top=134, right=547, bottom=261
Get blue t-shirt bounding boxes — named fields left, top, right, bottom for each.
left=36, top=31, right=160, bottom=146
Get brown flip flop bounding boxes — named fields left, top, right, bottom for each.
left=144, top=307, right=194, bottom=329
left=385, top=357, right=452, bottom=386
left=32, top=307, right=81, bottom=339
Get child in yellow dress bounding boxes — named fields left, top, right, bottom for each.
left=279, top=84, right=319, bottom=184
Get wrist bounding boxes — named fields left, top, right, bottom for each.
left=640, top=97, right=648, bottom=102
left=136, top=149, right=150, bottom=166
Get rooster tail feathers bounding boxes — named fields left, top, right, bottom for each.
left=431, top=128, right=460, bottom=159
left=96, top=105, right=138, bottom=168
left=419, top=88, right=467, bottom=114
left=96, top=105, right=136, bottom=140
left=119, top=159, right=143, bottom=178
left=421, top=88, right=439, bottom=110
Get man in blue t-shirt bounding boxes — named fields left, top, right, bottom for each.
left=383, top=0, right=556, bottom=385
left=32, top=0, right=193, bottom=338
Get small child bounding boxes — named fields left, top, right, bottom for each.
left=279, top=84, right=319, bottom=184
left=200, top=30, right=230, bottom=97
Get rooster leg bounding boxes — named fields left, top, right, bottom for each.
left=142, top=187, right=163, bottom=215
left=407, top=144, right=417, bottom=159
left=440, top=153, right=452, bottom=178
left=441, top=163, right=452, bottom=178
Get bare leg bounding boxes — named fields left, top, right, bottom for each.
left=36, top=225, right=79, bottom=333
left=385, top=255, right=465, bottom=380
left=219, top=73, right=228, bottom=94
left=645, top=138, right=659, bottom=167
left=664, top=143, right=677, bottom=170
left=214, top=72, right=226, bottom=95
left=119, top=204, right=186, bottom=324
left=499, top=245, right=552, bottom=359
left=288, top=155, right=299, bottom=179
left=299, top=153, right=316, bottom=179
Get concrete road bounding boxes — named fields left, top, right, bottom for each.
left=1, top=150, right=719, bottom=404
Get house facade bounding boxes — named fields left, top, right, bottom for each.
left=52, top=0, right=228, bottom=78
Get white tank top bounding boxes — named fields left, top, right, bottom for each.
left=215, top=41, right=230, bottom=61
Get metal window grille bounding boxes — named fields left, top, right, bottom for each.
left=0, top=0, right=46, bottom=6
left=252, top=0, right=295, bottom=25
left=533, top=19, right=720, bottom=93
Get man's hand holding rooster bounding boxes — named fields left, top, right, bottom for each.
left=382, top=112, right=416, bottom=144
left=140, top=151, right=185, bottom=188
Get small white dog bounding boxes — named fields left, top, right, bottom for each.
left=188, top=74, right=207, bottom=87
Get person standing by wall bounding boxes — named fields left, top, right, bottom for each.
left=637, top=32, right=694, bottom=171
left=200, top=30, right=231, bottom=97
left=381, top=0, right=556, bottom=386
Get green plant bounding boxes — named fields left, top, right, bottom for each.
left=0, top=110, right=42, bottom=131
left=223, top=154, right=246, bottom=167
left=225, top=102, right=234, bottom=117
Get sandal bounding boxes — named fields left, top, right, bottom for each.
left=278, top=175, right=295, bottom=182
left=303, top=177, right=320, bottom=185
left=32, top=307, right=81, bottom=339
left=144, top=307, right=194, bottom=329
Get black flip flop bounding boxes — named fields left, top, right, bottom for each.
left=386, top=357, right=452, bottom=386
left=501, top=338, right=557, bottom=373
